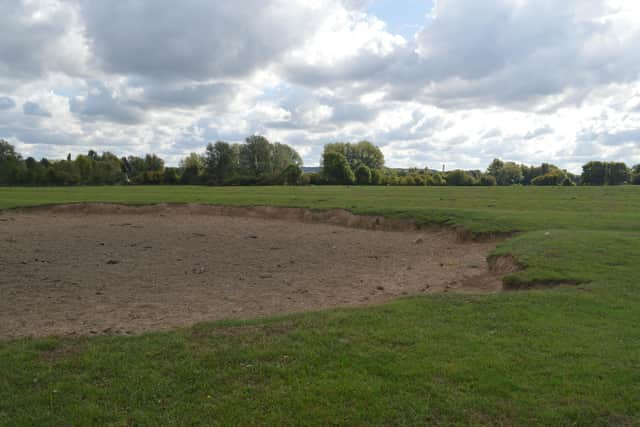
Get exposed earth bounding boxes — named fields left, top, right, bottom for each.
left=0, top=204, right=515, bottom=338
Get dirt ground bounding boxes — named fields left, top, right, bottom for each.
left=0, top=204, right=512, bottom=338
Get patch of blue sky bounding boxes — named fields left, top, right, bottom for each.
left=367, top=0, right=433, bottom=39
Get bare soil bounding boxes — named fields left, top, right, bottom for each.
left=0, top=204, right=514, bottom=338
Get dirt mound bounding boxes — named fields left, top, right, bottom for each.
left=14, top=203, right=510, bottom=241
left=0, top=204, right=519, bottom=338
left=17, top=203, right=420, bottom=231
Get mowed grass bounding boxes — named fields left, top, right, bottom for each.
left=1, top=186, right=640, bottom=425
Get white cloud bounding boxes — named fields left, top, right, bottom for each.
left=0, top=0, right=639, bottom=171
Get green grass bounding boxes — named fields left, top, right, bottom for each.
left=1, top=186, right=639, bottom=426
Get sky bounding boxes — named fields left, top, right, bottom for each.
left=1, top=0, right=639, bottom=172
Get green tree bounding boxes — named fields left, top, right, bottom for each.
left=446, top=170, right=476, bottom=186
left=632, top=165, right=640, bottom=185
left=0, top=140, right=23, bottom=185
left=354, top=164, right=372, bottom=185
left=239, top=135, right=274, bottom=180
left=607, top=162, right=629, bottom=185
left=486, top=159, right=523, bottom=185
left=323, top=141, right=384, bottom=171
left=280, top=164, right=303, bottom=185
left=581, top=161, right=607, bottom=185
left=204, top=141, right=238, bottom=185
left=179, top=153, right=205, bottom=185
left=271, top=143, right=302, bottom=175
left=487, top=159, right=504, bottom=180
left=370, top=169, right=383, bottom=185
left=531, top=169, right=566, bottom=186
left=144, top=154, right=164, bottom=172
left=322, top=151, right=355, bottom=185
left=478, top=174, right=497, bottom=186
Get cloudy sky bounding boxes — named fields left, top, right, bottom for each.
left=1, top=0, right=639, bottom=171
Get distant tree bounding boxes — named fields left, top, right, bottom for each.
left=239, top=135, right=274, bottom=180
left=486, top=159, right=523, bottom=185
left=531, top=169, right=566, bottom=186
left=412, top=174, right=426, bottom=186
left=370, top=169, right=383, bottom=185
left=581, top=161, right=607, bottom=185
left=487, top=159, right=504, bottom=179
left=180, top=165, right=201, bottom=185
left=478, top=175, right=497, bottom=186
left=163, top=167, right=180, bottom=185
left=446, top=170, right=476, bottom=186
left=322, top=151, right=355, bottom=185
left=271, top=143, right=302, bottom=174
left=607, top=162, right=629, bottom=185
left=144, top=154, right=164, bottom=172
left=427, top=173, right=447, bottom=186
left=632, top=165, right=640, bottom=185
left=204, top=141, right=238, bottom=185
left=323, top=141, right=384, bottom=171
left=308, top=172, right=325, bottom=185
left=354, top=164, right=372, bottom=185
left=280, top=164, right=303, bottom=185
left=562, top=176, right=576, bottom=186
left=501, top=162, right=524, bottom=185
left=0, top=140, right=22, bottom=185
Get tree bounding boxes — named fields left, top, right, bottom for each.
left=239, top=135, right=274, bottom=180
left=531, top=169, right=566, bottom=186
left=351, top=141, right=384, bottom=170
left=487, top=159, right=504, bottom=179
left=281, top=164, right=303, bottom=185
left=486, top=159, right=523, bottom=185
left=478, top=175, right=497, bottom=186
left=354, top=164, right=372, bottom=185
left=632, top=165, right=640, bottom=185
left=179, top=153, right=205, bottom=185
left=323, top=141, right=384, bottom=171
left=322, top=151, right=355, bottom=184
left=163, top=167, right=180, bottom=185
left=271, top=143, right=302, bottom=175
left=370, top=169, right=383, bottom=185
left=204, top=141, right=238, bottom=185
left=581, top=161, right=607, bottom=185
left=607, top=162, right=629, bottom=185
left=501, top=162, right=524, bottom=185
left=0, top=140, right=22, bottom=185
left=144, top=154, right=164, bottom=172
left=446, top=170, right=476, bottom=186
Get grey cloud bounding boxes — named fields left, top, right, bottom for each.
left=524, top=126, right=553, bottom=140
left=138, top=82, right=238, bottom=109
left=0, top=1, right=80, bottom=79
left=70, top=81, right=144, bottom=125
left=0, top=97, right=15, bottom=110
left=330, top=102, right=379, bottom=123
left=284, top=0, right=640, bottom=111
left=80, top=0, right=324, bottom=81
left=23, top=102, right=51, bottom=117
left=579, top=128, right=640, bottom=146
left=482, top=128, right=502, bottom=138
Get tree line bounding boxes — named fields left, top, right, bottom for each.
left=1, top=137, right=639, bottom=186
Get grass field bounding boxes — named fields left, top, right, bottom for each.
left=1, top=186, right=639, bottom=425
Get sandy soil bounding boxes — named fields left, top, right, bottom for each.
left=0, top=204, right=510, bottom=338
